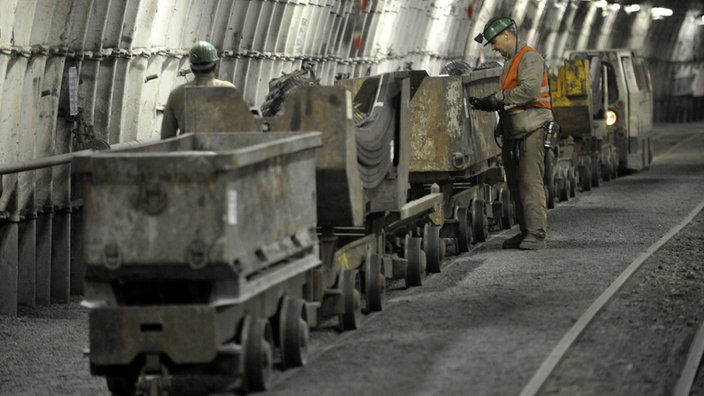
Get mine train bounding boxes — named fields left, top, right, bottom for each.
left=545, top=49, right=653, bottom=204
left=74, top=49, right=652, bottom=395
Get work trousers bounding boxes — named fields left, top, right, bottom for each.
left=502, top=128, right=547, bottom=239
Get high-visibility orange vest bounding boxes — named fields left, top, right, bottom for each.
left=500, top=45, right=551, bottom=112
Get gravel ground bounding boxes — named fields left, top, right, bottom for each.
left=1, top=123, right=703, bottom=396
left=541, top=212, right=704, bottom=396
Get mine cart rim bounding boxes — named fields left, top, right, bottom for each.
left=423, top=224, right=442, bottom=274
left=279, top=296, right=310, bottom=368
left=242, top=316, right=274, bottom=392
left=364, top=253, right=386, bottom=312
left=471, top=199, right=488, bottom=243
left=404, top=237, right=425, bottom=287
left=499, top=186, right=515, bottom=230
left=456, top=206, right=472, bottom=253
left=338, top=269, right=362, bottom=330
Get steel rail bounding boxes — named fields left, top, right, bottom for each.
left=652, top=133, right=701, bottom=164
left=519, top=197, right=704, bottom=396
left=672, top=319, right=704, bottom=396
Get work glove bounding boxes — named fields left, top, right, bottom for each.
left=469, top=94, right=502, bottom=112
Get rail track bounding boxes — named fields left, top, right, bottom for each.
left=262, top=199, right=704, bottom=396
left=520, top=198, right=704, bottom=396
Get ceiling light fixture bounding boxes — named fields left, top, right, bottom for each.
left=624, top=4, right=641, bottom=14
left=651, top=7, right=673, bottom=20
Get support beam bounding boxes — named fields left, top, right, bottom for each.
left=35, top=213, right=52, bottom=305
left=51, top=212, right=71, bottom=303
left=0, top=223, right=18, bottom=315
left=17, top=220, right=37, bottom=307
left=70, top=210, right=85, bottom=296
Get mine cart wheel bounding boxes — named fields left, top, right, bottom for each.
left=558, top=168, right=569, bottom=202
left=364, top=253, right=386, bottom=312
left=471, top=199, right=488, bottom=243
left=545, top=179, right=556, bottom=209
left=242, top=317, right=274, bottom=392
left=591, top=160, right=601, bottom=188
left=106, top=375, right=137, bottom=396
left=338, top=269, right=362, bottom=331
left=423, top=224, right=442, bottom=274
left=569, top=168, right=577, bottom=197
left=602, top=157, right=612, bottom=181
left=579, top=165, right=591, bottom=192
left=499, top=187, right=515, bottom=230
left=543, top=186, right=550, bottom=208
left=278, top=296, right=309, bottom=368
left=544, top=150, right=556, bottom=209
left=405, top=237, right=425, bottom=287
left=456, top=207, right=472, bottom=253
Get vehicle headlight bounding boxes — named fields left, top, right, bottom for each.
left=606, top=110, right=617, bottom=126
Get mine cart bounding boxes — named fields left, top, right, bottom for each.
left=403, top=67, right=512, bottom=256
left=549, top=57, right=612, bottom=200
left=332, top=71, right=446, bottom=309
left=74, top=131, right=321, bottom=394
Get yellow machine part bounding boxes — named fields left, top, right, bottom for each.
left=551, top=59, right=590, bottom=106
left=550, top=59, right=593, bottom=137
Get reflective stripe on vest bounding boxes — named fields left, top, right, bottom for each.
left=500, top=45, right=551, bottom=112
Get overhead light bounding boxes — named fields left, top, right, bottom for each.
left=600, top=3, right=620, bottom=16
left=624, top=4, right=640, bottom=14
left=651, top=7, right=673, bottom=19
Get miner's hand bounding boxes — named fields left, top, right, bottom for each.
left=469, top=95, right=502, bottom=112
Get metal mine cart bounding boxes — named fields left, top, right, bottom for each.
left=403, top=67, right=512, bottom=256
left=74, top=131, right=322, bottom=394
left=549, top=57, right=611, bottom=199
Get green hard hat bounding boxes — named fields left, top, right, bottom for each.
left=480, top=17, right=514, bottom=46
left=189, top=41, right=219, bottom=70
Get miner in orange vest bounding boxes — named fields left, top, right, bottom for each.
left=470, top=17, right=553, bottom=250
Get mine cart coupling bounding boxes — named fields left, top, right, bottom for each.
left=136, top=354, right=171, bottom=396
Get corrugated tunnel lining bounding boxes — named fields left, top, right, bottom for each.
left=353, top=76, right=399, bottom=189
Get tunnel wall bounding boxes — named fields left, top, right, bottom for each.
left=0, top=0, right=702, bottom=158
left=1, top=0, right=703, bottom=314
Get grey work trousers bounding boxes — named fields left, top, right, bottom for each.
left=502, top=128, right=548, bottom=239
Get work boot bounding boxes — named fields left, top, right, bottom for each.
left=502, top=233, right=524, bottom=249
left=519, top=234, right=546, bottom=250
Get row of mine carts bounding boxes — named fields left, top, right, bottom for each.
left=545, top=49, right=654, bottom=208
left=75, top=57, right=634, bottom=395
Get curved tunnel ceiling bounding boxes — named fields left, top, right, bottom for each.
left=0, top=0, right=702, bottom=158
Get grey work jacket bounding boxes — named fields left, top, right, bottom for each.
left=161, top=74, right=236, bottom=139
